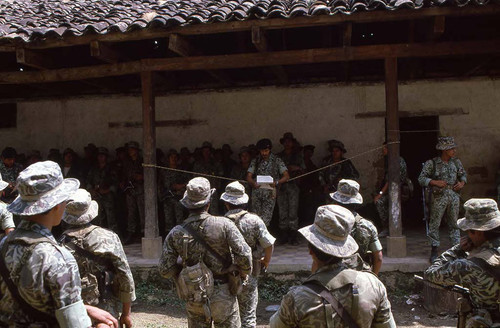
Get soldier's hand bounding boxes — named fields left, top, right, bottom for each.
left=4, top=228, right=14, bottom=235
left=120, top=314, right=133, bottom=328
left=453, top=181, right=465, bottom=191
left=460, top=236, right=474, bottom=252
left=85, top=305, right=119, bottom=328
left=431, top=180, right=447, bottom=188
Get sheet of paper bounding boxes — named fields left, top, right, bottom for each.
left=256, top=175, right=274, bottom=190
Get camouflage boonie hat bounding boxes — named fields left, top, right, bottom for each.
left=280, top=132, right=297, bottom=145
left=299, top=205, right=359, bottom=258
left=63, top=148, right=75, bottom=156
left=0, top=173, right=8, bottom=191
left=330, top=179, right=363, bottom=205
left=7, top=161, right=80, bottom=216
left=220, top=181, right=249, bottom=205
left=457, top=198, right=500, bottom=231
left=238, top=146, right=250, bottom=155
left=126, top=141, right=140, bottom=150
left=180, top=177, right=215, bottom=209
left=62, top=189, right=98, bottom=225
left=328, top=139, right=347, bottom=153
left=436, top=136, right=457, bottom=151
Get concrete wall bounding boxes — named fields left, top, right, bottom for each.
left=1, top=77, right=498, bottom=200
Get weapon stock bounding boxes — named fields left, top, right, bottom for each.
left=414, top=275, right=470, bottom=295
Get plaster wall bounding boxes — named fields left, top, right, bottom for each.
left=1, top=78, right=498, bottom=200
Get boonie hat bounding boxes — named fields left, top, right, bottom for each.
left=299, top=205, right=358, bottom=258
left=7, top=161, right=80, bottom=216
left=328, top=140, right=347, bottom=153
left=436, top=136, right=457, bottom=151
left=97, top=147, right=109, bottom=156
left=0, top=173, right=8, bottom=191
left=256, top=138, right=272, bottom=150
left=180, top=177, right=215, bottom=209
left=62, top=189, right=98, bottom=225
left=457, top=198, right=500, bottom=231
left=280, top=132, right=296, bottom=145
left=126, top=141, right=140, bottom=150
left=330, top=179, right=363, bottom=205
left=220, top=181, right=249, bottom=205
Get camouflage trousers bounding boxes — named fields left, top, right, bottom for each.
left=375, top=194, right=389, bottom=228
left=98, top=298, right=121, bottom=321
left=238, top=275, right=259, bottom=328
left=93, top=192, right=117, bottom=232
left=276, top=184, right=300, bottom=231
left=163, top=197, right=184, bottom=231
left=251, top=189, right=275, bottom=227
left=126, top=191, right=145, bottom=234
left=428, top=189, right=460, bottom=247
left=186, top=283, right=241, bottom=328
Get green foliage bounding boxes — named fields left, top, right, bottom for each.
left=135, top=281, right=185, bottom=307
left=258, top=277, right=301, bottom=302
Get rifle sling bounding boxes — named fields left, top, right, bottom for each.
left=182, top=223, right=231, bottom=269
left=60, top=235, right=113, bottom=270
left=469, top=257, right=500, bottom=283
left=303, top=280, right=360, bottom=328
left=0, top=235, right=58, bottom=326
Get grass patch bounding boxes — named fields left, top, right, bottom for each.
left=135, top=281, right=185, bottom=307
left=258, top=277, right=302, bottom=302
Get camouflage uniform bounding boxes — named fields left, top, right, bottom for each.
left=159, top=212, right=252, bottom=328
left=0, top=220, right=91, bottom=327
left=344, top=214, right=382, bottom=271
left=418, top=157, right=467, bottom=246
left=0, top=200, right=14, bottom=231
left=0, top=162, right=23, bottom=203
left=270, top=262, right=396, bottom=328
left=318, top=158, right=359, bottom=194
left=225, top=209, right=275, bottom=328
left=230, top=165, right=252, bottom=198
left=192, top=159, right=224, bottom=215
left=86, top=164, right=117, bottom=230
left=61, top=224, right=136, bottom=319
left=159, top=169, right=189, bottom=230
left=375, top=157, right=408, bottom=228
left=277, top=151, right=305, bottom=231
left=123, top=157, right=145, bottom=236
left=247, top=154, right=287, bottom=226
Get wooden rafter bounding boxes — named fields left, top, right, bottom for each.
left=90, top=41, right=124, bottom=63
left=16, top=48, right=54, bottom=70
left=432, top=16, right=446, bottom=41
left=251, top=27, right=287, bottom=84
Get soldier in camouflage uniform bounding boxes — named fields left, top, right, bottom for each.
left=159, top=177, right=252, bottom=328
left=270, top=205, right=396, bottom=327
left=86, top=147, right=117, bottom=231
left=123, top=141, right=145, bottom=244
left=61, top=189, right=136, bottom=328
left=230, top=147, right=252, bottom=198
left=418, top=136, right=467, bottom=262
left=330, top=179, right=383, bottom=275
left=0, top=161, right=118, bottom=327
left=277, top=133, right=306, bottom=245
left=0, top=173, right=15, bottom=235
left=374, top=142, right=408, bottom=237
left=318, top=140, right=359, bottom=201
left=0, top=147, right=23, bottom=204
left=425, top=198, right=500, bottom=327
left=247, top=139, right=289, bottom=226
left=221, top=181, right=275, bottom=328
left=193, top=142, right=224, bottom=215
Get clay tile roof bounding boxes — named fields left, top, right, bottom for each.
left=0, top=0, right=493, bottom=43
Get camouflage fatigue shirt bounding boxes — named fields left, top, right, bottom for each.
left=123, top=157, right=144, bottom=195
left=247, top=153, right=288, bottom=182
left=225, top=209, right=275, bottom=261
left=424, top=238, right=500, bottom=315
left=159, top=211, right=252, bottom=278
left=382, top=157, right=408, bottom=186
left=344, top=214, right=382, bottom=270
left=418, top=157, right=467, bottom=187
left=159, top=169, right=190, bottom=199
left=86, top=164, right=117, bottom=193
left=0, top=220, right=91, bottom=326
left=318, top=158, right=359, bottom=191
left=277, top=151, right=306, bottom=187
left=270, top=262, right=396, bottom=328
left=192, top=159, right=224, bottom=190
left=0, top=200, right=14, bottom=231
left=62, top=224, right=136, bottom=305
left=0, top=162, right=23, bottom=185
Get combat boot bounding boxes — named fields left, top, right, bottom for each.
left=429, top=246, right=438, bottom=263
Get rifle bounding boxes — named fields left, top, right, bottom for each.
left=422, top=163, right=431, bottom=236
left=414, top=275, right=471, bottom=328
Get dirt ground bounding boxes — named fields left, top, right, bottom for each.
left=130, top=289, right=457, bottom=328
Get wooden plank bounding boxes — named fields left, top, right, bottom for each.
left=343, top=22, right=353, bottom=47
left=432, top=16, right=446, bottom=41
left=251, top=26, right=288, bottom=84
left=14, top=6, right=500, bottom=51
left=1, top=39, right=500, bottom=84
left=355, top=107, right=468, bottom=118
left=16, top=48, right=55, bottom=70
left=0, top=45, right=15, bottom=52
left=108, top=118, right=208, bottom=128
left=90, top=41, right=124, bottom=63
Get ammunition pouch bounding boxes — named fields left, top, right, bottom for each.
left=251, top=258, right=261, bottom=277
left=227, top=270, right=243, bottom=296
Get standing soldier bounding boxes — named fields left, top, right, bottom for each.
left=277, top=133, right=305, bottom=245
left=221, top=181, right=275, bottom=328
left=418, top=136, right=467, bottom=262
left=111, top=146, right=128, bottom=238
left=0, top=161, right=118, bottom=327
left=247, top=138, right=289, bottom=227
left=230, top=147, right=253, bottom=198
left=0, top=173, right=15, bottom=234
left=193, top=142, right=224, bottom=215
left=319, top=140, right=359, bottom=201
left=0, top=147, right=23, bottom=203
left=86, top=147, right=117, bottom=231
left=60, top=189, right=136, bottom=328
left=424, top=198, right=499, bottom=327
left=270, top=205, right=396, bottom=327
left=330, top=179, right=383, bottom=275
left=123, top=141, right=145, bottom=245
left=159, top=177, right=252, bottom=327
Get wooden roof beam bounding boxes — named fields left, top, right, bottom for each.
left=168, top=33, right=232, bottom=85
left=16, top=48, right=55, bottom=70
left=251, top=27, right=287, bottom=84
left=432, top=16, right=446, bottom=41
left=90, top=41, right=125, bottom=63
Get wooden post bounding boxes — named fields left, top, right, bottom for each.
left=384, top=57, right=407, bottom=257
left=141, top=71, right=162, bottom=259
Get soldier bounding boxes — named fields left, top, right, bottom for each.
left=277, top=132, right=305, bottom=245
left=221, top=181, right=275, bottom=328
left=330, top=179, right=383, bottom=275
left=319, top=140, right=359, bottom=200
left=0, top=147, right=23, bottom=203
left=179, top=147, right=194, bottom=171
left=230, top=147, right=253, bottom=198
left=159, top=177, right=252, bottom=327
left=0, top=173, right=15, bottom=234
left=86, top=147, right=117, bottom=231
left=270, top=205, right=396, bottom=327
left=193, top=141, right=224, bottom=215
left=374, top=142, right=408, bottom=237
left=123, top=141, right=145, bottom=245
left=60, top=189, right=136, bottom=328
left=0, top=161, right=118, bottom=327
left=418, top=136, right=467, bottom=262
left=61, top=148, right=84, bottom=185
left=424, top=198, right=499, bottom=327
left=247, top=138, right=289, bottom=226
left=111, top=146, right=128, bottom=238
left=300, top=145, right=321, bottom=227
left=221, top=144, right=237, bottom=178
